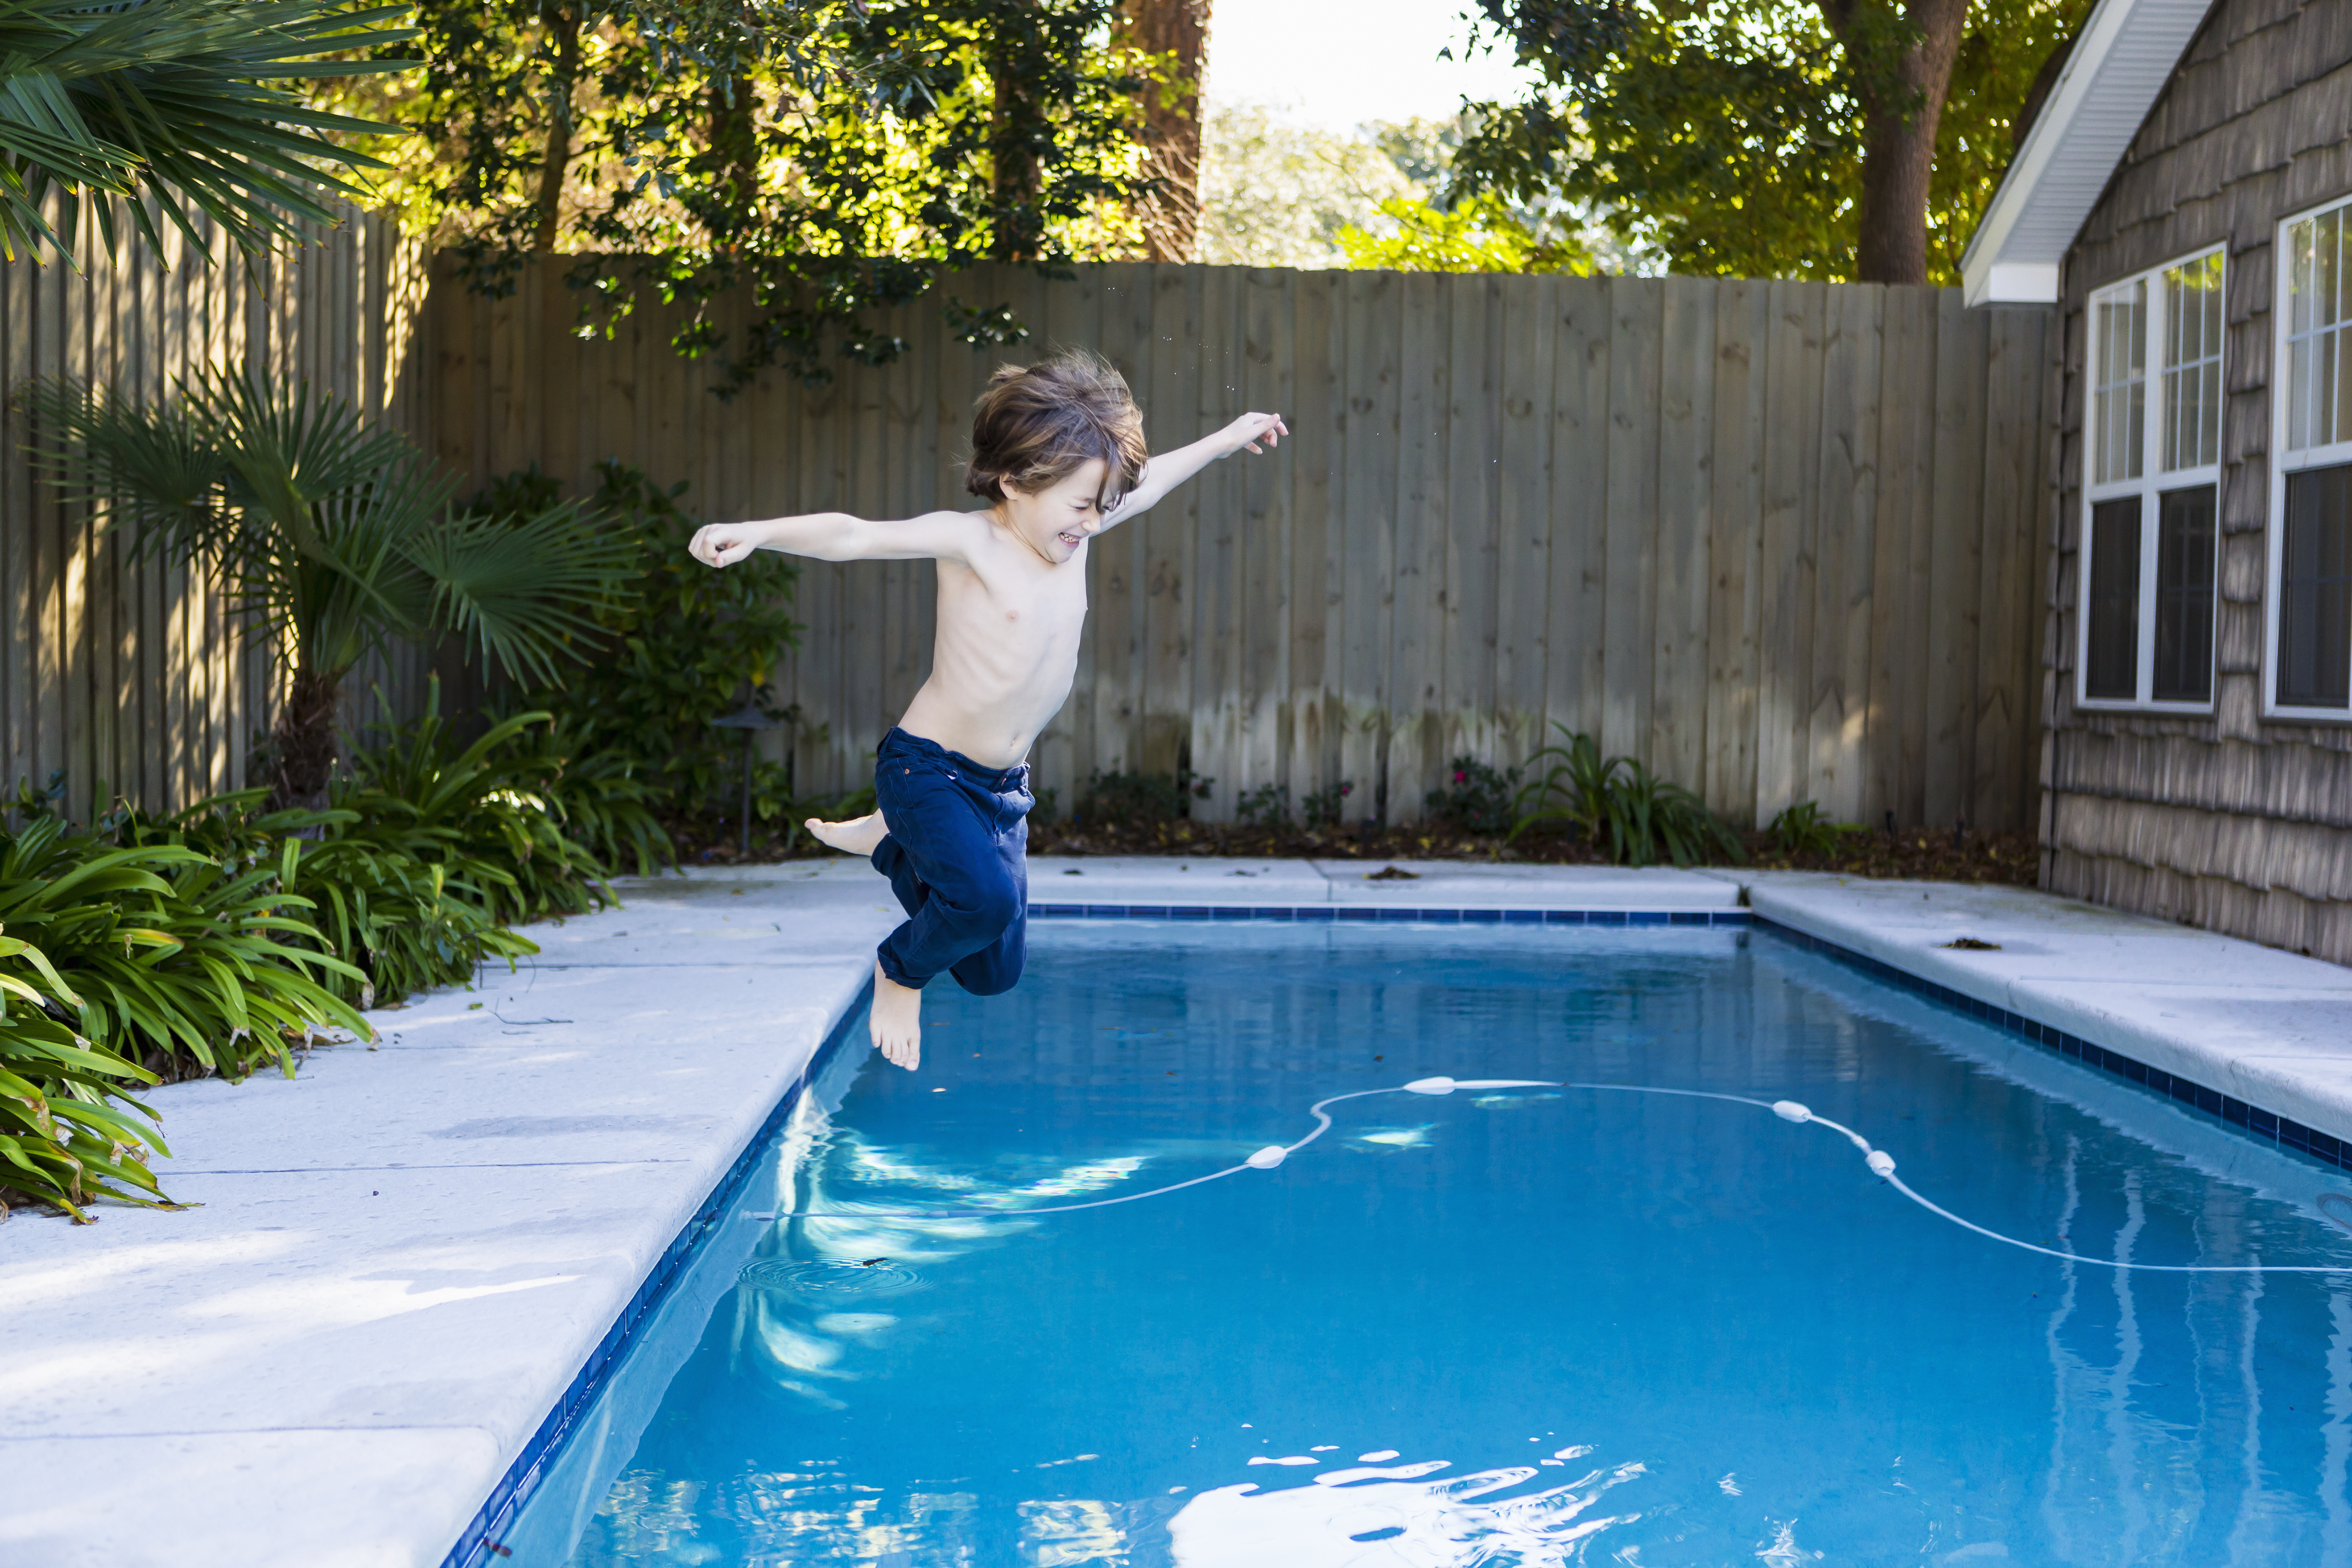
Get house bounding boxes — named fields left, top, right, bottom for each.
left=1964, top=0, right=2352, bottom=963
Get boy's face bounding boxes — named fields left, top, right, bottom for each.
left=1001, top=460, right=1111, bottom=565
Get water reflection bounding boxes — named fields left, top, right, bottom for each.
left=1166, top=1456, right=1649, bottom=1566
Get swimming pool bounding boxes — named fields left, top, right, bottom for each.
left=499, top=922, right=2352, bottom=1566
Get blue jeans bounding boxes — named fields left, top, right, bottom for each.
left=871, top=728, right=1031, bottom=995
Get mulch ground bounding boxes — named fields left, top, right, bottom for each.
left=665, top=813, right=2043, bottom=888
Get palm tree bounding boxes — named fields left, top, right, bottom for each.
left=0, top=0, right=414, bottom=264
left=24, top=367, right=639, bottom=808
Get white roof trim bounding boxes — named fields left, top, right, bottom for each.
left=1960, top=0, right=2217, bottom=306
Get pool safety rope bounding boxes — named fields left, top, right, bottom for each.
left=755, top=1078, right=2352, bottom=1274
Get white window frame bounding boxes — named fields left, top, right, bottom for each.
left=2266, top=194, right=2352, bottom=722
left=2077, top=244, right=2226, bottom=714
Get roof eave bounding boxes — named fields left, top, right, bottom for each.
left=1959, top=0, right=2218, bottom=307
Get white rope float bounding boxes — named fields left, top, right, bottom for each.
left=750, top=1075, right=2352, bottom=1274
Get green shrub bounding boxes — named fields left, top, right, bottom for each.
left=1510, top=724, right=1744, bottom=868
left=1235, top=783, right=1290, bottom=826
left=1301, top=779, right=1354, bottom=830
left=486, top=461, right=802, bottom=828
left=0, top=813, right=369, bottom=1083
left=1769, top=800, right=1863, bottom=858
left=0, top=929, right=175, bottom=1221
left=1425, top=755, right=1521, bottom=836
left=1079, top=769, right=1212, bottom=825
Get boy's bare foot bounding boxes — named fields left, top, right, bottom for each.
left=808, top=810, right=888, bottom=856
left=871, top=960, right=921, bottom=1070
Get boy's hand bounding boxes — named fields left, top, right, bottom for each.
left=688, top=521, right=763, bottom=567
left=1223, top=411, right=1289, bottom=455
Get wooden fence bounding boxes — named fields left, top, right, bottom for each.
left=431, top=259, right=2055, bottom=829
left=0, top=205, right=431, bottom=823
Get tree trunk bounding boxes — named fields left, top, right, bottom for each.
left=707, top=73, right=760, bottom=237
left=269, top=667, right=344, bottom=813
left=532, top=6, right=584, bottom=252
left=1820, top=0, right=1968, bottom=285
left=991, top=8, right=1043, bottom=262
left=1116, top=0, right=1212, bottom=262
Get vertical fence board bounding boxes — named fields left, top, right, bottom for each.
left=1548, top=277, right=1612, bottom=748
left=1495, top=273, right=1557, bottom=764
left=1386, top=272, right=1447, bottom=823
left=1754, top=281, right=1827, bottom=822
left=1653, top=276, right=1716, bottom=795
left=1872, top=286, right=1939, bottom=828
left=1602, top=279, right=1663, bottom=764
left=1704, top=280, right=1769, bottom=821
left=1338, top=272, right=1399, bottom=821
left=1809, top=284, right=1883, bottom=823
left=1926, top=291, right=1990, bottom=828
left=1441, top=276, right=1501, bottom=776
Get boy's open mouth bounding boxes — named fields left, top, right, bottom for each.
left=1057, top=532, right=1082, bottom=547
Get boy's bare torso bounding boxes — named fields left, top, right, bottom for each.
left=897, top=514, right=1091, bottom=770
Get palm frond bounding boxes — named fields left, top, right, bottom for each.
left=405, top=501, right=641, bottom=687
left=0, top=0, right=418, bottom=264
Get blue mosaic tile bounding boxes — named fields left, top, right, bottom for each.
left=1766, top=922, right=2352, bottom=1174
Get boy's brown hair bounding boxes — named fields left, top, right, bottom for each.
left=965, top=348, right=1148, bottom=506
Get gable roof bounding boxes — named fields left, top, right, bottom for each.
left=1960, top=0, right=2220, bottom=305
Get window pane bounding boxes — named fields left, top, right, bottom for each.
left=2322, top=209, right=2342, bottom=329
left=2293, top=217, right=2315, bottom=338
left=2292, top=337, right=2314, bottom=450
left=2094, top=284, right=2146, bottom=483
left=2279, top=464, right=2352, bottom=708
left=2087, top=497, right=2143, bottom=700
left=2162, top=252, right=2224, bottom=470
left=2153, top=485, right=2216, bottom=702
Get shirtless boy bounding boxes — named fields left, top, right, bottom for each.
left=687, top=350, right=1287, bottom=1072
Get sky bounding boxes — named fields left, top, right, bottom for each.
left=1203, top=0, right=1543, bottom=131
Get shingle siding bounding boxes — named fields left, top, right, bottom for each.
left=2048, top=0, right=2352, bottom=963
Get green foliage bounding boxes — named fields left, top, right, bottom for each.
left=0, top=0, right=414, bottom=265
left=337, top=691, right=650, bottom=931
left=1234, top=783, right=1289, bottom=828
left=1769, top=799, right=1864, bottom=859
left=1079, top=769, right=1210, bottom=826
left=1425, top=755, right=1522, bottom=837
left=1300, top=780, right=1354, bottom=831
left=489, top=461, right=801, bottom=828
left=0, top=928, right=174, bottom=1220
left=1455, top=0, right=2087, bottom=282
left=1338, top=192, right=1592, bottom=275
left=0, top=812, right=368, bottom=1084
left=1510, top=724, right=1743, bottom=867
left=347, top=0, right=1149, bottom=394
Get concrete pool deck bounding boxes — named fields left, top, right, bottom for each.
left=2, top=855, right=2347, bottom=1566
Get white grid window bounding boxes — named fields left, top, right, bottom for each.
left=2080, top=248, right=2224, bottom=712
left=2269, top=199, right=2352, bottom=716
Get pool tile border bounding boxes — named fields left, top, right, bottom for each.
left=1026, top=902, right=1752, bottom=927
left=1766, top=924, right=2352, bottom=1173
left=439, top=985, right=871, bottom=1568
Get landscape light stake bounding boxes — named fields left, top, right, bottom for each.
left=710, top=702, right=795, bottom=856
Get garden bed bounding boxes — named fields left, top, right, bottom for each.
left=663, top=812, right=2043, bottom=890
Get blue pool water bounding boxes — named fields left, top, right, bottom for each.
left=513, top=924, right=2352, bottom=1566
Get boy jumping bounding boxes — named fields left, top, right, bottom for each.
left=687, top=350, right=1287, bottom=1071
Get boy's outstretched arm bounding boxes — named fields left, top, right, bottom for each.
left=1100, top=411, right=1288, bottom=532
left=689, top=508, right=976, bottom=568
